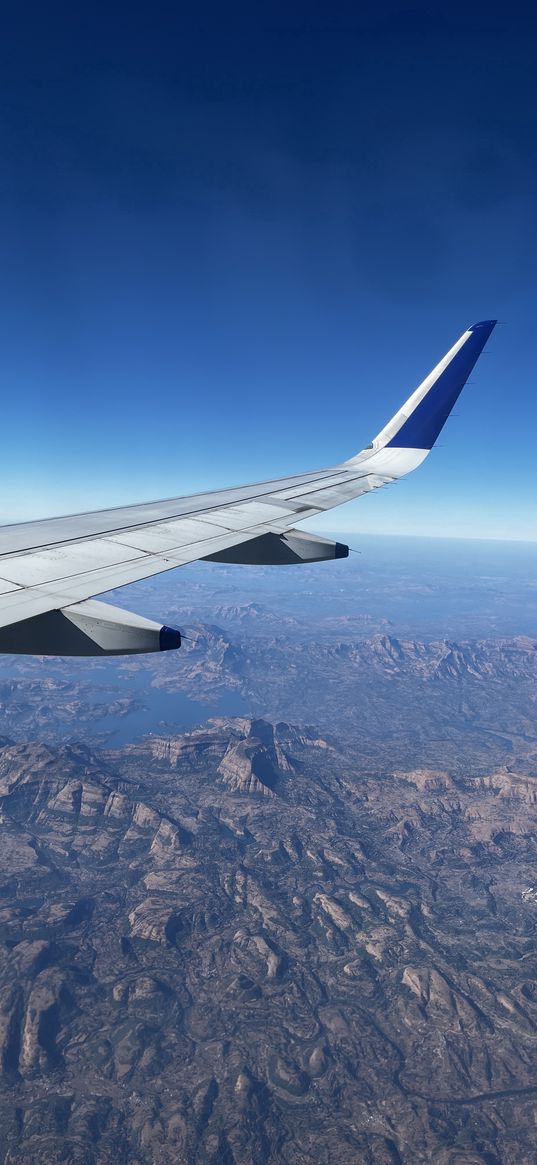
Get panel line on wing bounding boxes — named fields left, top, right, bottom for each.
left=0, top=469, right=341, bottom=558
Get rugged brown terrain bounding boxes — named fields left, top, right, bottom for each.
left=167, top=630, right=537, bottom=770
left=3, top=630, right=537, bottom=777
left=1, top=717, right=537, bottom=1163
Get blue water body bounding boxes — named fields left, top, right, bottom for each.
left=0, top=654, right=249, bottom=748
left=102, top=683, right=247, bottom=746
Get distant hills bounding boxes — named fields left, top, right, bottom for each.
left=2, top=629, right=537, bottom=775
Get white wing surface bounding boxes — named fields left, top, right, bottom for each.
left=0, top=320, right=496, bottom=654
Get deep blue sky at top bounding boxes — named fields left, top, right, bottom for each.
left=0, top=0, right=535, bottom=539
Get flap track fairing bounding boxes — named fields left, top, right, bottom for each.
left=0, top=599, right=182, bottom=656
left=203, top=528, right=349, bottom=565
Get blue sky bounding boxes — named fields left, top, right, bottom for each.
left=0, top=1, right=535, bottom=540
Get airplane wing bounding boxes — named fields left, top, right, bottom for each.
left=0, top=320, right=496, bottom=655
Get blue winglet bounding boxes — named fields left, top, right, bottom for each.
left=387, top=320, right=497, bottom=450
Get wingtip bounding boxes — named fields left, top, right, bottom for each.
left=469, top=320, right=497, bottom=335
left=381, top=319, right=497, bottom=451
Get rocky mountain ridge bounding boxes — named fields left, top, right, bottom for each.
left=2, top=631, right=537, bottom=779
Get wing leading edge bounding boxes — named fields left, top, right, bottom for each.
left=0, top=320, right=496, bottom=653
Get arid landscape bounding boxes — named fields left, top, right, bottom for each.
left=2, top=717, right=537, bottom=1163
left=0, top=542, right=537, bottom=1163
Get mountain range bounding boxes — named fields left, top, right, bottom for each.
left=1, top=715, right=537, bottom=1163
